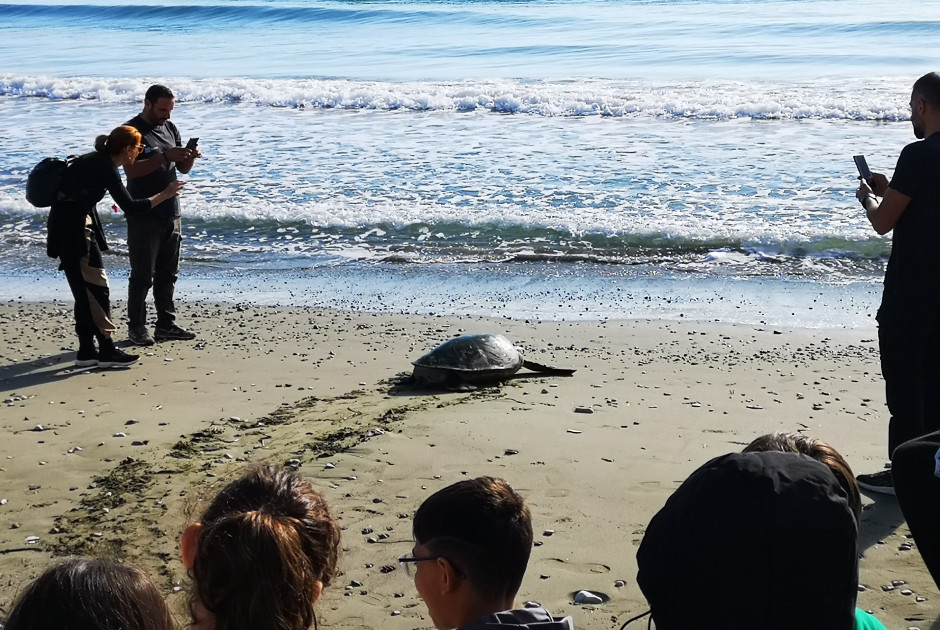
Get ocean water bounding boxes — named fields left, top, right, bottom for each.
left=1, top=0, right=939, bottom=327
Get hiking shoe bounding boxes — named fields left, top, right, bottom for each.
left=98, top=347, right=139, bottom=368
left=154, top=324, right=196, bottom=341
left=128, top=326, right=155, bottom=346
left=74, top=347, right=99, bottom=367
left=856, top=469, right=895, bottom=495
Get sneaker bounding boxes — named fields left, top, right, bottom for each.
left=98, top=347, right=139, bottom=368
left=128, top=326, right=155, bottom=346
left=74, top=347, right=99, bottom=367
left=154, top=324, right=196, bottom=341
left=856, top=469, right=895, bottom=495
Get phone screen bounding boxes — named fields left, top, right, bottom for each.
left=853, top=155, right=872, bottom=180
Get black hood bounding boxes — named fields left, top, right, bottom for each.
left=637, top=451, right=858, bottom=630
left=459, top=607, right=575, bottom=630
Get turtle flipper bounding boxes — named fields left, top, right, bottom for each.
left=521, top=360, right=576, bottom=376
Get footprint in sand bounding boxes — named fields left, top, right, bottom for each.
left=537, top=558, right=611, bottom=574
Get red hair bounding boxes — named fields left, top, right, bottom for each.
left=94, top=125, right=142, bottom=156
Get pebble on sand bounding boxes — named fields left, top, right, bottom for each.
left=574, top=590, right=604, bottom=605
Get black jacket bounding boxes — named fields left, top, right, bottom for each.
left=459, top=607, right=574, bottom=630
left=46, top=151, right=150, bottom=260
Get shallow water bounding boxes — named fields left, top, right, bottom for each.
left=1, top=0, right=937, bottom=326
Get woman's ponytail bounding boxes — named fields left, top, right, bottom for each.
left=188, top=465, right=341, bottom=630
left=94, top=126, right=141, bottom=156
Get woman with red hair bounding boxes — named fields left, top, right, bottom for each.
left=47, top=125, right=183, bottom=367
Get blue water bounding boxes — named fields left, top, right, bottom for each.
left=1, top=0, right=939, bottom=326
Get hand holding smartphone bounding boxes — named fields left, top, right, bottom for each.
left=854, top=155, right=872, bottom=181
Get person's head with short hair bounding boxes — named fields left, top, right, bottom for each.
left=3, top=557, right=174, bottom=630
left=910, top=71, right=940, bottom=139
left=637, top=450, right=859, bottom=630
left=743, top=431, right=861, bottom=521
left=406, top=476, right=533, bottom=629
left=180, top=464, right=341, bottom=630
left=142, top=84, right=175, bottom=126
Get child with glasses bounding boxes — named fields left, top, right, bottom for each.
left=179, top=464, right=341, bottom=630
left=401, top=476, right=574, bottom=630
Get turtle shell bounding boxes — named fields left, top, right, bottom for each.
left=412, top=333, right=524, bottom=374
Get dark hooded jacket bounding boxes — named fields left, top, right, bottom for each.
left=636, top=451, right=858, bottom=630
left=459, top=607, right=574, bottom=630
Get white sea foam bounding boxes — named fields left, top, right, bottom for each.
left=0, top=75, right=913, bottom=120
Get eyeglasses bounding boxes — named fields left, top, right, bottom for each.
left=398, top=552, right=440, bottom=579
left=135, top=145, right=145, bottom=152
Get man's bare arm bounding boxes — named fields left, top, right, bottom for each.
left=858, top=174, right=911, bottom=235
left=176, top=148, right=202, bottom=175
left=125, top=147, right=194, bottom=179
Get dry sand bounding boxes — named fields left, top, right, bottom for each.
left=1, top=301, right=937, bottom=629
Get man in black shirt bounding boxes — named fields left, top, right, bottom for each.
left=124, top=84, right=201, bottom=345
left=855, top=71, right=940, bottom=494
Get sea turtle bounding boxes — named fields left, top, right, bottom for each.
left=410, top=333, right=576, bottom=390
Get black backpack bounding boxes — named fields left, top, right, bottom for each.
left=25, top=156, right=76, bottom=207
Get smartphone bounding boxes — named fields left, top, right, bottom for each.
left=853, top=155, right=872, bottom=180
left=186, top=137, right=199, bottom=150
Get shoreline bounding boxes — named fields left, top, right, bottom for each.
left=1, top=301, right=936, bottom=629
left=0, top=262, right=883, bottom=330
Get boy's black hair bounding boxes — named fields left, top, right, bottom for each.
left=413, top=476, right=533, bottom=600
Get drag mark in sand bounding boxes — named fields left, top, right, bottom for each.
left=33, top=381, right=500, bottom=589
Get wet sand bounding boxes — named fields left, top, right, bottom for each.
left=0, top=301, right=936, bottom=629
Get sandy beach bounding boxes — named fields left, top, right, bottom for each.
left=1, top=300, right=937, bottom=629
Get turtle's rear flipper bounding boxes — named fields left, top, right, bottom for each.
left=522, top=360, right=576, bottom=376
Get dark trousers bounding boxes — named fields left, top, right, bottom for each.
left=60, top=226, right=116, bottom=343
left=893, top=429, right=940, bottom=589
left=878, top=304, right=940, bottom=458
left=127, top=214, right=181, bottom=329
